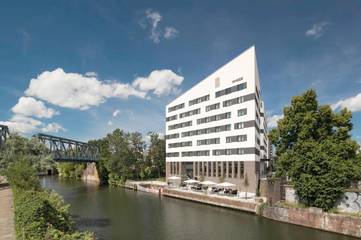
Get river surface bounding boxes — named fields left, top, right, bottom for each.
left=41, top=176, right=356, bottom=240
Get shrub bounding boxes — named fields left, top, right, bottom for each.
left=5, top=156, right=40, bottom=191
left=14, top=190, right=93, bottom=240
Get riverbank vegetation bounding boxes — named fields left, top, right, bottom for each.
left=0, top=134, right=94, bottom=239
left=89, top=129, right=165, bottom=185
left=270, top=89, right=361, bottom=211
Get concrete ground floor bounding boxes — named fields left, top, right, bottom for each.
left=166, top=160, right=262, bottom=193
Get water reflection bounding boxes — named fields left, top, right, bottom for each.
left=41, top=176, right=357, bottom=240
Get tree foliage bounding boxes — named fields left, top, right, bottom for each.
left=269, top=89, right=361, bottom=210
left=88, top=129, right=166, bottom=185
left=0, top=133, right=53, bottom=175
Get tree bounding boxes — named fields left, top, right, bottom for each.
left=269, top=89, right=361, bottom=210
left=0, top=134, right=53, bottom=175
left=146, top=132, right=166, bottom=178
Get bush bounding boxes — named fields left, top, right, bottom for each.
left=5, top=156, right=40, bottom=191
left=14, top=190, right=93, bottom=240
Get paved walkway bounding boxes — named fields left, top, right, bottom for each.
left=0, top=187, right=15, bottom=240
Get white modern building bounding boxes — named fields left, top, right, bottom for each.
left=165, top=46, right=270, bottom=193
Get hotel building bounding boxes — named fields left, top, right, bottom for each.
left=165, top=46, right=270, bottom=193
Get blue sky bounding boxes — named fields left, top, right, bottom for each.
left=0, top=0, right=361, bottom=143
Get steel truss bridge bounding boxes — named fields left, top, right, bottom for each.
left=35, top=133, right=99, bottom=162
left=0, top=125, right=10, bottom=147
left=0, top=125, right=99, bottom=162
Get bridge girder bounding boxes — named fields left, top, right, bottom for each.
left=35, top=133, right=99, bottom=163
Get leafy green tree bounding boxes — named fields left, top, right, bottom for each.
left=146, top=132, right=166, bottom=178
left=269, top=89, right=361, bottom=210
left=0, top=134, right=53, bottom=174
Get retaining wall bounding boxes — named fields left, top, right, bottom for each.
left=262, top=206, right=361, bottom=238
left=163, top=188, right=258, bottom=213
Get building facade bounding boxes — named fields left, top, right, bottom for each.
left=165, top=46, right=269, bottom=193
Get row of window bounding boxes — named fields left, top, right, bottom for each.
left=197, top=137, right=220, bottom=146
left=166, top=93, right=255, bottom=122
left=182, top=124, right=231, bottom=137
left=197, top=112, right=231, bottom=125
left=194, top=161, right=245, bottom=178
left=180, top=108, right=200, bottom=118
left=226, top=134, right=247, bottom=143
left=182, top=150, right=210, bottom=157
left=166, top=120, right=257, bottom=139
left=168, top=141, right=192, bottom=148
left=213, top=148, right=247, bottom=156
left=166, top=115, right=177, bottom=122
left=168, top=81, right=249, bottom=114
left=168, top=121, right=192, bottom=130
left=167, top=147, right=258, bottom=157
left=189, top=94, right=210, bottom=106
left=215, top=82, right=247, bottom=98
left=168, top=103, right=184, bottom=112
left=165, top=133, right=179, bottom=140
left=168, top=135, right=247, bottom=148
left=169, top=161, right=260, bottom=176
left=206, top=103, right=220, bottom=112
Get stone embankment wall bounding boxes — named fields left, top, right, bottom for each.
left=285, top=185, right=361, bottom=213
left=262, top=206, right=361, bottom=238
left=163, top=188, right=258, bottom=213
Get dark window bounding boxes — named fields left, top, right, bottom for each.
left=168, top=141, right=192, bottom=148
left=197, top=112, right=231, bottom=125
left=168, top=121, right=192, bottom=130
left=238, top=108, right=247, bottom=116
left=168, top=103, right=185, bottom=112
left=165, top=133, right=179, bottom=140
left=179, top=108, right=201, bottom=118
left=205, top=103, right=220, bottom=112
left=215, top=82, right=247, bottom=98
left=189, top=95, right=210, bottom=106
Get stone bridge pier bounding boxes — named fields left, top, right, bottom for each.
left=81, top=163, right=100, bottom=184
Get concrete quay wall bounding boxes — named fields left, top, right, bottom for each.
left=163, top=188, right=258, bottom=213
left=262, top=206, right=361, bottom=238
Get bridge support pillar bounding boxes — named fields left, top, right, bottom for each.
left=81, top=162, right=100, bottom=184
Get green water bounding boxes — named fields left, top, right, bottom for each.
left=41, top=176, right=356, bottom=240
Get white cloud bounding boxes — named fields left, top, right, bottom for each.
left=305, top=22, right=329, bottom=39
left=0, top=115, right=41, bottom=134
left=331, top=92, right=361, bottom=112
left=11, top=96, right=58, bottom=118
left=267, top=114, right=283, bottom=128
left=164, top=27, right=179, bottom=39
left=25, top=68, right=146, bottom=110
left=41, top=123, right=65, bottom=133
left=132, top=69, right=184, bottom=96
left=142, top=9, right=178, bottom=43
left=107, top=121, right=113, bottom=126
left=112, top=109, right=120, bottom=117
left=0, top=115, right=65, bottom=134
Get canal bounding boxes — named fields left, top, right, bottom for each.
left=42, top=176, right=356, bottom=240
